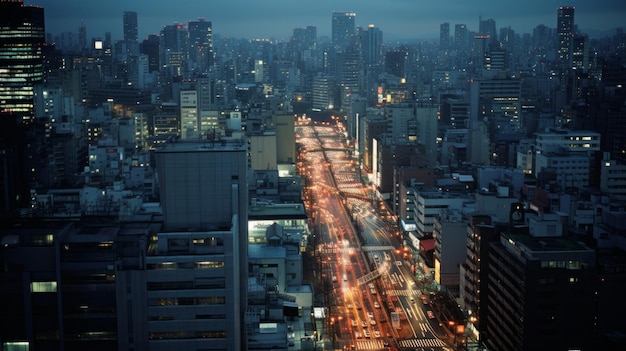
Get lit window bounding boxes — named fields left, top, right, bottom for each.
left=30, top=281, right=57, bottom=293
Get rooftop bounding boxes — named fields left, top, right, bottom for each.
left=504, top=231, right=591, bottom=252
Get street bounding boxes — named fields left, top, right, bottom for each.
left=297, top=117, right=452, bottom=351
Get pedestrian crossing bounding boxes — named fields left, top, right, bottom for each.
left=398, top=338, right=447, bottom=348
left=355, top=339, right=384, bottom=349
left=387, top=289, right=422, bottom=296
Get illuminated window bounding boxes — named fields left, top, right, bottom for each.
left=30, top=281, right=57, bottom=293
left=2, top=342, right=29, bottom=351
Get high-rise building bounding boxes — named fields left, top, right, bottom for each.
left=331, top=11, right=356, bottom=52
left=572, top=33, right=589, bottom=72
left=0, top=0, right=45, bottom=124
left=124, top=11, right=139, bottom=41
left=485, top=226, right=596, bottom=351
left=123, top=11, right=138, bottom=42
left=78, top=20, right=87, bottom=52
left=440, top=22, right=450, bottom=50
left=363, top=24, right=383, bottom=66
left=479, top=17, right=497, bottom=47
left=180, top=89, right=199, bottom=139
left=154, top=140, right=248, bottom=351
left=123, top=11, right=139, bottom=57
left=188, top=18, right=214, bottom=73
left=557, top=6, right=575, bottom=71
left=160, top=23, right=188, bottom=77
left=455, top=24, right=469, bottom=51
left=140, top=34, right=160, bottom=72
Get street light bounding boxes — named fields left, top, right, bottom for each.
left=330, top=317, right=336, bottom=348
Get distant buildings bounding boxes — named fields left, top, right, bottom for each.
left=1, top=3, right=626, bottom=351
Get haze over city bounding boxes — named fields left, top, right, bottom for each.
left=2, top=0, right=626, bottom=350
left=26, top=0, right=626, bottom=41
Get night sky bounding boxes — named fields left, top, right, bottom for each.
left=25, top=0, right=626, bottom=42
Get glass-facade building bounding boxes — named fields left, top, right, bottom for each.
left=0, top=0, right=45, bottom=123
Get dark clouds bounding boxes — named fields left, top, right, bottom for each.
left=26, top=0, right=626, bottom=41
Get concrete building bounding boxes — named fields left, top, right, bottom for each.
left=433, top=209, right=466, bottom=293
left=249, top=132, right=278, bottom=171
left=274, top=114, right=296, bottom=164
left=154, top=140, right=248, bottom=350
left=485, top=227, right=596, bottom=351
left=600, top=157, right=626, bottom=199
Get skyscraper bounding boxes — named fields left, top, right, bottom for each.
left=331, top=11, right=356, bottom=52
left=478, top=18, right=497, bottom=42
left=363, top=24, right=383, bottom=66
left=557, top=6, right=575, bottom=71
left=78, top=20, right=87, bottom=52
left=455, top=24, right=468, bottom=51
left=440, top=22, right=450, bottom=50
left=123, top=11, right=139, bottom=57
left=123, top=11, right=138, bottom=42
left=0, top=0, right=45, bottom=123
left=188, top=17, right=214, bottom=73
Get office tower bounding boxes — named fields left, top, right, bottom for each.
left=572, top=34, right=589, bottom=72
left=123, top=11, right=139, bottom=57
left=332, top=11, right=356, bottom=51
left=0, top=0, right=45, bottom=124
left=154, top=140, right=248, bottom=351
left=384, top=48, right=406, bottom=78
left=160, top=23, right=188, bottom=77
left=123, top=11, right=138, bottom=41
left=470, top=74, right=522, bottom=128
left=141, top=34, right=160, bottom=72
left=336, top=45, right=361, bottom=109
left=479, top=17, right=497, bottom=47
left=440, top=22, right=450, bottom=50
left=78, top=21, right=87, bottom=52
left=312, top=75, right=335, bottom=110
left=455, top=24, right=469, bottom=51
left=180, top=89, right=199, bottom=139
left=557, top=6, right=575, bottom=71
left=305, top=25, right=317, bottom=49
left=0, top=222, right=121, bottom=351
left=363, top=24, right=383, bottom=66
left=188, top=18, right=214, bottom=74
left=485, top=227, right=596, bottom=351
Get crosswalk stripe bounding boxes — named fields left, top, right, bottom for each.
left=387, top=289, right=422, bottom=296
left=398, top=338, right=447, bottom=348
left=355, top=339, right=384, bottom=349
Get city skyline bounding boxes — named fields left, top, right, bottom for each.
left=25, top=0, right=626, bottom=42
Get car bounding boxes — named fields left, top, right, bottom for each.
left=363, top=330, right=371, bottom=338
left=351, top=319, right=358, bottom=327
left=374, top=330, right=381, bottom=338
left=361, top=320, right=368, bottom=328
left=370, top=319, right=377, bottom=326
left=427, top=310, right=435, bottom=319
left=374, top=301, right=380, bottom=309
